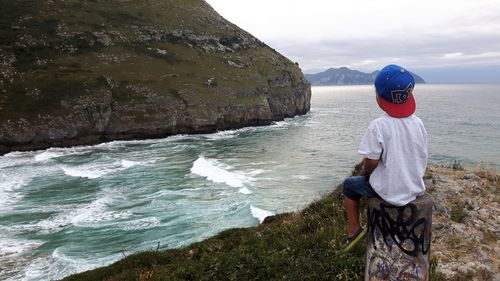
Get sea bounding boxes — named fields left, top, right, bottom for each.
left=1, top=84, right=499, bottom=280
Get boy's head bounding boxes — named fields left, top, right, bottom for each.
left=375, top=64, right=416, bottom=118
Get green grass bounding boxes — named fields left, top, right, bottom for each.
left=450, top=203, right=467, bottom=223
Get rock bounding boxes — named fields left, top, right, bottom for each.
left=0, top=1, right=311, bottom=154
left=463, top=173, right=481, bottom=181
left=434, top=201, right=448, bottom=215
left=427, top=165, right=499, bottom=280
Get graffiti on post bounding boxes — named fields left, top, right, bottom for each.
left=367, top=202, right=431, bottom=256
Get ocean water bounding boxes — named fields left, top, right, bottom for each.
left=0, top=84, right=499, bottom=280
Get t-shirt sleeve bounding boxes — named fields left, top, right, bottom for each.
left=358, top=121, right=383, bottom=160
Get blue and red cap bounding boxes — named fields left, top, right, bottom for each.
left=375, top=64, right=416, bottom=118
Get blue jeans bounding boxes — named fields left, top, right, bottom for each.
left=343, top=176, right=380, bottom=200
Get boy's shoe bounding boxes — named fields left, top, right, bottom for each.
left=341, top=227, right=367, bottom=252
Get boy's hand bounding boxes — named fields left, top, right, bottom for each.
left=359, top=158, right=379, bottom=176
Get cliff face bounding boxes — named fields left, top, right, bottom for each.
left=0, top=0, right=311, bottom=154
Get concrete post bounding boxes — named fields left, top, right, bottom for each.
left=365, top=194, right=433, bottom=281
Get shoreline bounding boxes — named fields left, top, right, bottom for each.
left=0, top=114, right=306, bottom=156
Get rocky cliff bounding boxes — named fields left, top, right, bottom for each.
left=305, top=67, right=426, bottom=86
left=424, top=164, right=499, bottom=280
left=0, top=0, right=311, bottom=154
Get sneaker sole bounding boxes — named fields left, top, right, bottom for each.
left=342, top=228, right=367, bottom=252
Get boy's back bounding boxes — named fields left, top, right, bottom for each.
left=340, top=64, right=428, bottom=252
left=359, top=114, right=427, bottom=206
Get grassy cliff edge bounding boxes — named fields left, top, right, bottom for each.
left=62, top=162, right=500, bottom=281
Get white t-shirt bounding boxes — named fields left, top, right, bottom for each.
left=358, top=114, right=428, bottom=206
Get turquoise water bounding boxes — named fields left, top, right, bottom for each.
left=1, top=84, right=499, bottom=280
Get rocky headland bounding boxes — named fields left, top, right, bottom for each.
left=62, top=163, right=499, bottom=280
left=0, top=0, right=311, bottom=154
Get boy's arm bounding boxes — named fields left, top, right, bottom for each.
left=359, top=158, right=379, bottom=176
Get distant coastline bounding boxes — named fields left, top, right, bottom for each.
left=305, top=67, right=425, bottom=86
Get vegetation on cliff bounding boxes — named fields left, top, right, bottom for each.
left=0, top=0, right=311, bottom=154
left=62, top=163, right=499, bottom=281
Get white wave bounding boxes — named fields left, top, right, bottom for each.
left=247, top=161, right=278, bottom=167
left=203, top=130, right=239, bottom=140
left=190, top=156, right=251, bottom=188
left=34, top=151, right=61, bottom=162
left=70, top=196, right=131, bottom=227
left=0, top=238, right=44, bottom=281
left=0, top=238, right=43, bottom=258
left=0, top=172, right=32, bottom=210
left=250, top=205, right=274, bottom=223
left=0, top=151, right=35, bottom=169
left=121, top=159, right=140, bottom=168
left=32, top=210, right=75, bottom=233
left=270, top=120, right=290, bottom=128
left=62, top=166, right=110, bottom=179
left=94, top=138, right=167, bottom=149
left=238, top=187, right=253, bottom=195
left=7, top=193, right=130, bottom=235
left=18, top=247, right=122, bottom=281
left=245, top=169, right=264, bottom=176
left=292, top=175, right=311, bottom=180
left=62, top=157, right=151, bottom=179
left=0, top=173, right=30, bottom=194
left=121, top=217, right=160, bottom=231
left=0, top=154, right=64, bottom=209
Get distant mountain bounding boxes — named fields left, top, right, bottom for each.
left=305, top=67, right=425, bottom=85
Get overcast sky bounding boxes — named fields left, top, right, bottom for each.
left=206, top=0, right=500, bottom=83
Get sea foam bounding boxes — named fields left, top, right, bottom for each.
left=18, top=247, right=121, bottom=281
left=121, top=217, right=160, bottom=231
left=34, top=151, right=61, bottom=162
left=292, top=175, right=311, bottom=180
left=238, top=187, right=253, bottom=195
left=0, top=170, right=33, bottom=210
left=250, top=205, right=274, bottom=223
left=190, top=156, right=251, bottom=188
left=62, top=166, right=109, bottom=179
left=70, top=195, right=131, bottom=227
left=0, top=238, right=43, bottom=258
left=62, top=158, right=143, bottom=179
left=0, top=238, right=44, bottom=281
left=120, top=159, right=140, bottom=168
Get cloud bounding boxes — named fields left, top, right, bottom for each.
left=206, top=0, right=500, bottom=81
left=270, top=32, right=500, bottom=74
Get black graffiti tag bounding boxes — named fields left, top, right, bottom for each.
left=367, top=202, right=430, bottom=256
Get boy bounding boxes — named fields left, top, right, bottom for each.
left=341, top=64, right=428, bottom=252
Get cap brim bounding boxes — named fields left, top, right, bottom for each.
left=376, top=94, right=415, bottom=118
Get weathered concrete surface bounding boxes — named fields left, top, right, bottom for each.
left=365, top=194, right=433, bottom=281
